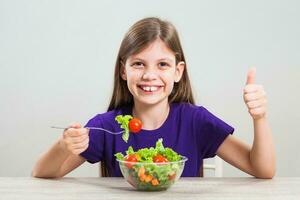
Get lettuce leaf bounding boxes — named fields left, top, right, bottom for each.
left=115, top=115, right=133, bottom=143
left=115, top=138, right=181, bottom=162
left=115, top=152, right=125, bottom=161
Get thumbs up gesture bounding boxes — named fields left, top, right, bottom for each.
left=243, top=68, right=267, bottom=120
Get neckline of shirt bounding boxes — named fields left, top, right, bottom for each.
left=122, top=103, right=175, bottom=138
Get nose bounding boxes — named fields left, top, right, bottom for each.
left=142, top=68, right=158, bottom=80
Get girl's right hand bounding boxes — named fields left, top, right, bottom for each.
left=61, top=123, right=89, bottom=155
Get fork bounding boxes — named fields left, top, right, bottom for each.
left=51, top=126, right=124, bottom=135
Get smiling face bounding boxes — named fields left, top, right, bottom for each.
left=121, top=38, right=185, bottom=107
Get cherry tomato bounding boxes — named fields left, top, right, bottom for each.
left=125, top=154, right=139, bottom=168
left=128, top=118, right=142, bottom=133
left=153, top=154, right=168, bottom=163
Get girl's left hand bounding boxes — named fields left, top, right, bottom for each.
left=243, top=68, right=267, bottom=120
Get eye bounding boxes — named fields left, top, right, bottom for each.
left=158, top=62, right=170, bottom=68
left=131, top=62, right=144, bottom=68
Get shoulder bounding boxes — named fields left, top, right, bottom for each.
left=171, top=102, right=208, bottom=117
left=171, top=103, right=220, bottom=127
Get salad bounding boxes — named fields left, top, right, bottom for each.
left=115, top=138, right=187, bottom=190
left=115, top=115, right=142, bottom=143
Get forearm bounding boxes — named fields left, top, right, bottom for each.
left=32, top=138, right=71, bottom=178
left=250, top=116, right=276, bottom=178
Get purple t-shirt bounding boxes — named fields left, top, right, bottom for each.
left=80, top=103, right=234, bottom=177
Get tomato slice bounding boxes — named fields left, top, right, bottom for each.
left=125, top=154, right=139, bottom=168
left=168, top=171, right=176, bottom=180
left=128, top=118, right=142, bottom=133
left=153, top=154, right=168, bottom=163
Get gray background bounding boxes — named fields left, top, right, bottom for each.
left=0, top=0, right=299, bottom=177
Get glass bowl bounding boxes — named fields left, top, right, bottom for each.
left=117, top=156, right=188, bottom=191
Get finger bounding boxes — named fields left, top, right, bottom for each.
left=246, top=99, right=267, bottom=109
left=246, top=67, right=256, bottom=85
left=244, top=84, right=263, bottom=94
left=69, top=123, right=82, bottom=129
left=72, top=137, right=89, bottom=149
left=72, top=148, right=88, bottom=155
left=63, top=123, right=82, bottom=134
left=69, top=134, right=89, bottom=144
left=244, top=90, right=266, bottom=102
left=249, top=106, right=266, bottom=116
left=66, top=128, right=89, bottom=137
left=73, top=140, right=89, bottom=151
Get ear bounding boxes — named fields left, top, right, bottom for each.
left=120, top=62, right=127, bottom=81
left=174, top=61, right=185, bottom=83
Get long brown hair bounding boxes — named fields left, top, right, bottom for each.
left=107, top=17, right=195, bottom=111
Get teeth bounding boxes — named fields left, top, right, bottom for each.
left=141, top=86, right=159, bottom=92
left=144, top=86, right=150, bottom=91
left=150, top=87, right=158, bottom=91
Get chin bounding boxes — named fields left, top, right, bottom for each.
left=134, top=97, right=168, bottom=106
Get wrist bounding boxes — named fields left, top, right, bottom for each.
left=252, top=112, right=267, bottom=122
left=252, top=115, right=269, bottom=128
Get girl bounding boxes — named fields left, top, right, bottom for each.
left=32, top=17, right=275, bottom=178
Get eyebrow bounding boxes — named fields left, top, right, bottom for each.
left=130, top=57, right=174, bottom=62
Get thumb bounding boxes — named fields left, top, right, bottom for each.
left=69, top=123, right=82, bottom=129
left=246, top=67, right=256, bottom=85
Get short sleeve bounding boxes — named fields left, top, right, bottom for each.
left=196, top=107, right=234, bottom=159
left=80, top=114, right=105, bottom=164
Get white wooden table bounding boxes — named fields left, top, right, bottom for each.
left=0, top=177, right=299, bottom=200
